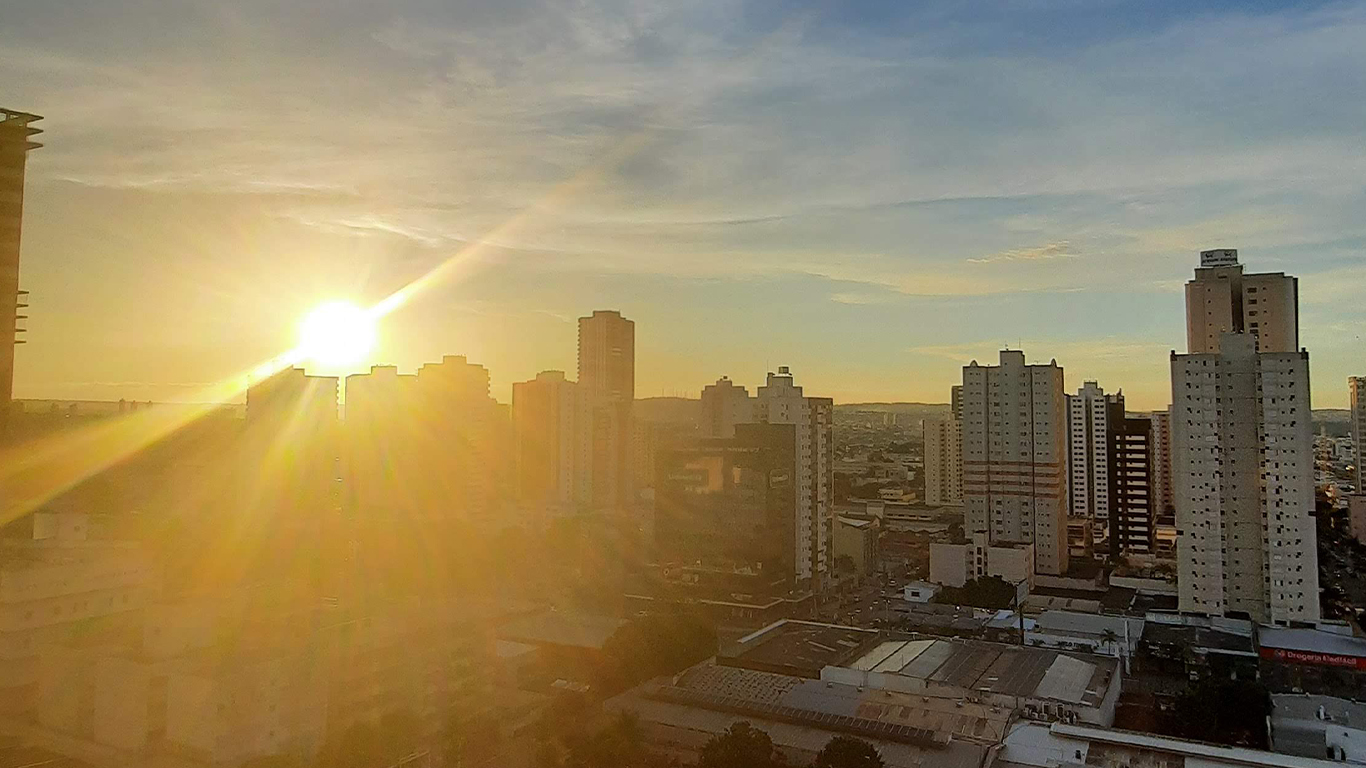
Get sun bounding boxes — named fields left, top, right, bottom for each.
left=297, top=301, right=376, bottom=367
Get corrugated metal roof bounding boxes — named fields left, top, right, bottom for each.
left=1033, top=655, right=1096, bottom=704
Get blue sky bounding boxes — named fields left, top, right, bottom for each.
left=3, top=0, right=1364, bottom=407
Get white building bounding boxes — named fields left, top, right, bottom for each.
left=1172, top=332, right=1319, bottom=624
left=924, top=417, right=962, bottom=506
left=1066, top=382, right=1116, bottom=548
left=1185, top=247, right=1299, bottom=355
left=930, top=533, right=1035, bottom=590
left=962, top=350, right=1069, bottom=576
left=0, top=515, right=157, bottom=714
left=694, top=368, right=834, bottom=589
left=699, top=376, right=754, bottom=439
left=1150, top=407, right=1174, bottom=517
left=756, top=367, right=834, bottom=588
left=1271, top=694, right=1366, bottom=764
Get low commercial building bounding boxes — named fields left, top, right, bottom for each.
left=1000, top=721, right=1344, bottom=768
left=1258, top=626, right=1366, bottom=699
left=1271, top=694, right=1366, bottom=763
left=718, top=620, right=1121, bottom=727
left=929, top=533, right=1034, bottom=589
left=833, top=516, right=878, bottom=577
left=903, top=582, right=940, bottom=603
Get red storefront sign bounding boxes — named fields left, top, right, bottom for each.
left=1260, top=646, right=1366, bottom=670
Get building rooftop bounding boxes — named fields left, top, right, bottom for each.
left=840, top=637, right=1119, bottom=709
left=496, top=611, right=627, bottom=651
left=1259, top=626, right=1366, bottom=659
left=1142, top=622, right=1255, bottom=655
left=720, top=620, right=880, bottom=678
left=1034, top=610, right=1145, bottom=641
left=1003, top=721, right=1345, bottom=768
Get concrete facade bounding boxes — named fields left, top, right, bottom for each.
left=962, top=350, right=1068, bottom=576
left=1172, top=333, right=1319, bottom=624
left=924, top=418, right=962, bottom=506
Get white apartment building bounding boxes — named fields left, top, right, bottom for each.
left=1172, top=332, right=1319, bottom=624
left=962, top=350, right=1069, bottom=576
left=0, top=515, right=157, bottom=714
left=755, top=367, right=834, bottom=588
left=1185, top=248, right=1298, bottom=355
left=1350, top=376, right=1365, bottom=493
left=1066, top=382, right=1115, bottom=548
left=923, top=417, right=962, bottom=505
left=699, top=376, right=755, bottom=438
left=1150, top=408, right=1174, bottom=517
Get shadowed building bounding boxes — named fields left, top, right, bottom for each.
left=655, top=422, right=797, bottom=590
left=0, top=109, right=41, bottom=428
left=578, top=310, right=635, bottom=512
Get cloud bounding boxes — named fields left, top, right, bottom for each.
left=967, top=241, right=1076, bottom=264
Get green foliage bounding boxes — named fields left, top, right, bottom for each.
left=813, top=735, right=885, bottom=768
left=596, top=614, right=718, bottom=693
left=698, top=722, right=786, bottom=768
left=1169, top=679, right=1271, bottom=749
left=936, top=576, right=1016, bottom=610
left=445, top=707, right=502, bottom=767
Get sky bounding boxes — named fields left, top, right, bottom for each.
left=3, top=0, right=1364, bottom=409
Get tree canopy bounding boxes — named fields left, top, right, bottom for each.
left=698, top=721, right=786, bottom=768
left=814, top=735, right=885, bottom=768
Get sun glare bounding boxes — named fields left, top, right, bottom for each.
left=297, top=301, right=376, bottom=366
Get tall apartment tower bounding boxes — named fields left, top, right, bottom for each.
left=924, top=418, right=962, bottom=505
left=961, top=350, right=1069, bottom=576
left=1150, top=407, right=1174, bottom=520
left=1173, top=250, right=1318, bottom=625
left=0, top=109, right=42, bottom=424
left=578, top=310, right=635, bottom=511
left=1185, top=248, right=1298, bottom=354
left=1351, top=377, right=1365, bottom=493
left=512, top=371, right=580, bottom=508
left=755, top=366, right=833, bottom=588
left=699, top=376, right=754, bottom=438
left=1066, top=382, right=1117, bottom=549
left=1109, top=410, right=1156, bottom=556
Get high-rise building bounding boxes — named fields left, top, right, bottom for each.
left=512, top=370, right=580, bottom=508
left=654, top=422, right=797, bottom=589
left=1172, top=333, right=1319, bottom=624
left=416, top=354, right=509, bottom=517
left=0, top=108, right=42, bottom=424
left=961, top=350, right=1068, bottom=576
left=1185, top=248, right=1298, bottom=354
left=578, top=310, right=635, bottom=511
left=923, top=418, right=961, bottom=506
left=755, top=366, right=833, bottom=587
left=1350, top=376, right=1365, bottom=493
left=1174, top=249, right=1318, bottom=625
left=1066, top=381, right=1117, bottom=550
left=1150, top=407, right=1174, bottom=519
left=1109, top=411, right=1155, bottom=556
left=699, top=376, right=754, bottom=438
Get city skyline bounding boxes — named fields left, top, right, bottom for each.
left=2, top=2, right=1364, bottom=409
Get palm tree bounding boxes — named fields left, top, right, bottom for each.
left=1099, top=629, right=1119, bottom=656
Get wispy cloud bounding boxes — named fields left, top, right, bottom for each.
left=967, top=241, right=1076, bottom=264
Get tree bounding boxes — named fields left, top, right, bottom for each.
left=445, top=707, right=502, bottom=766
left=698, top=722, right=786, bottom=768
left=1169, top=679, right=1271, bottom=749
left=813, top=736, right=884, bottom=768
left=1099, top=629, right=1119, bottom=655
left=237, top=756, right=304, bottom=768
